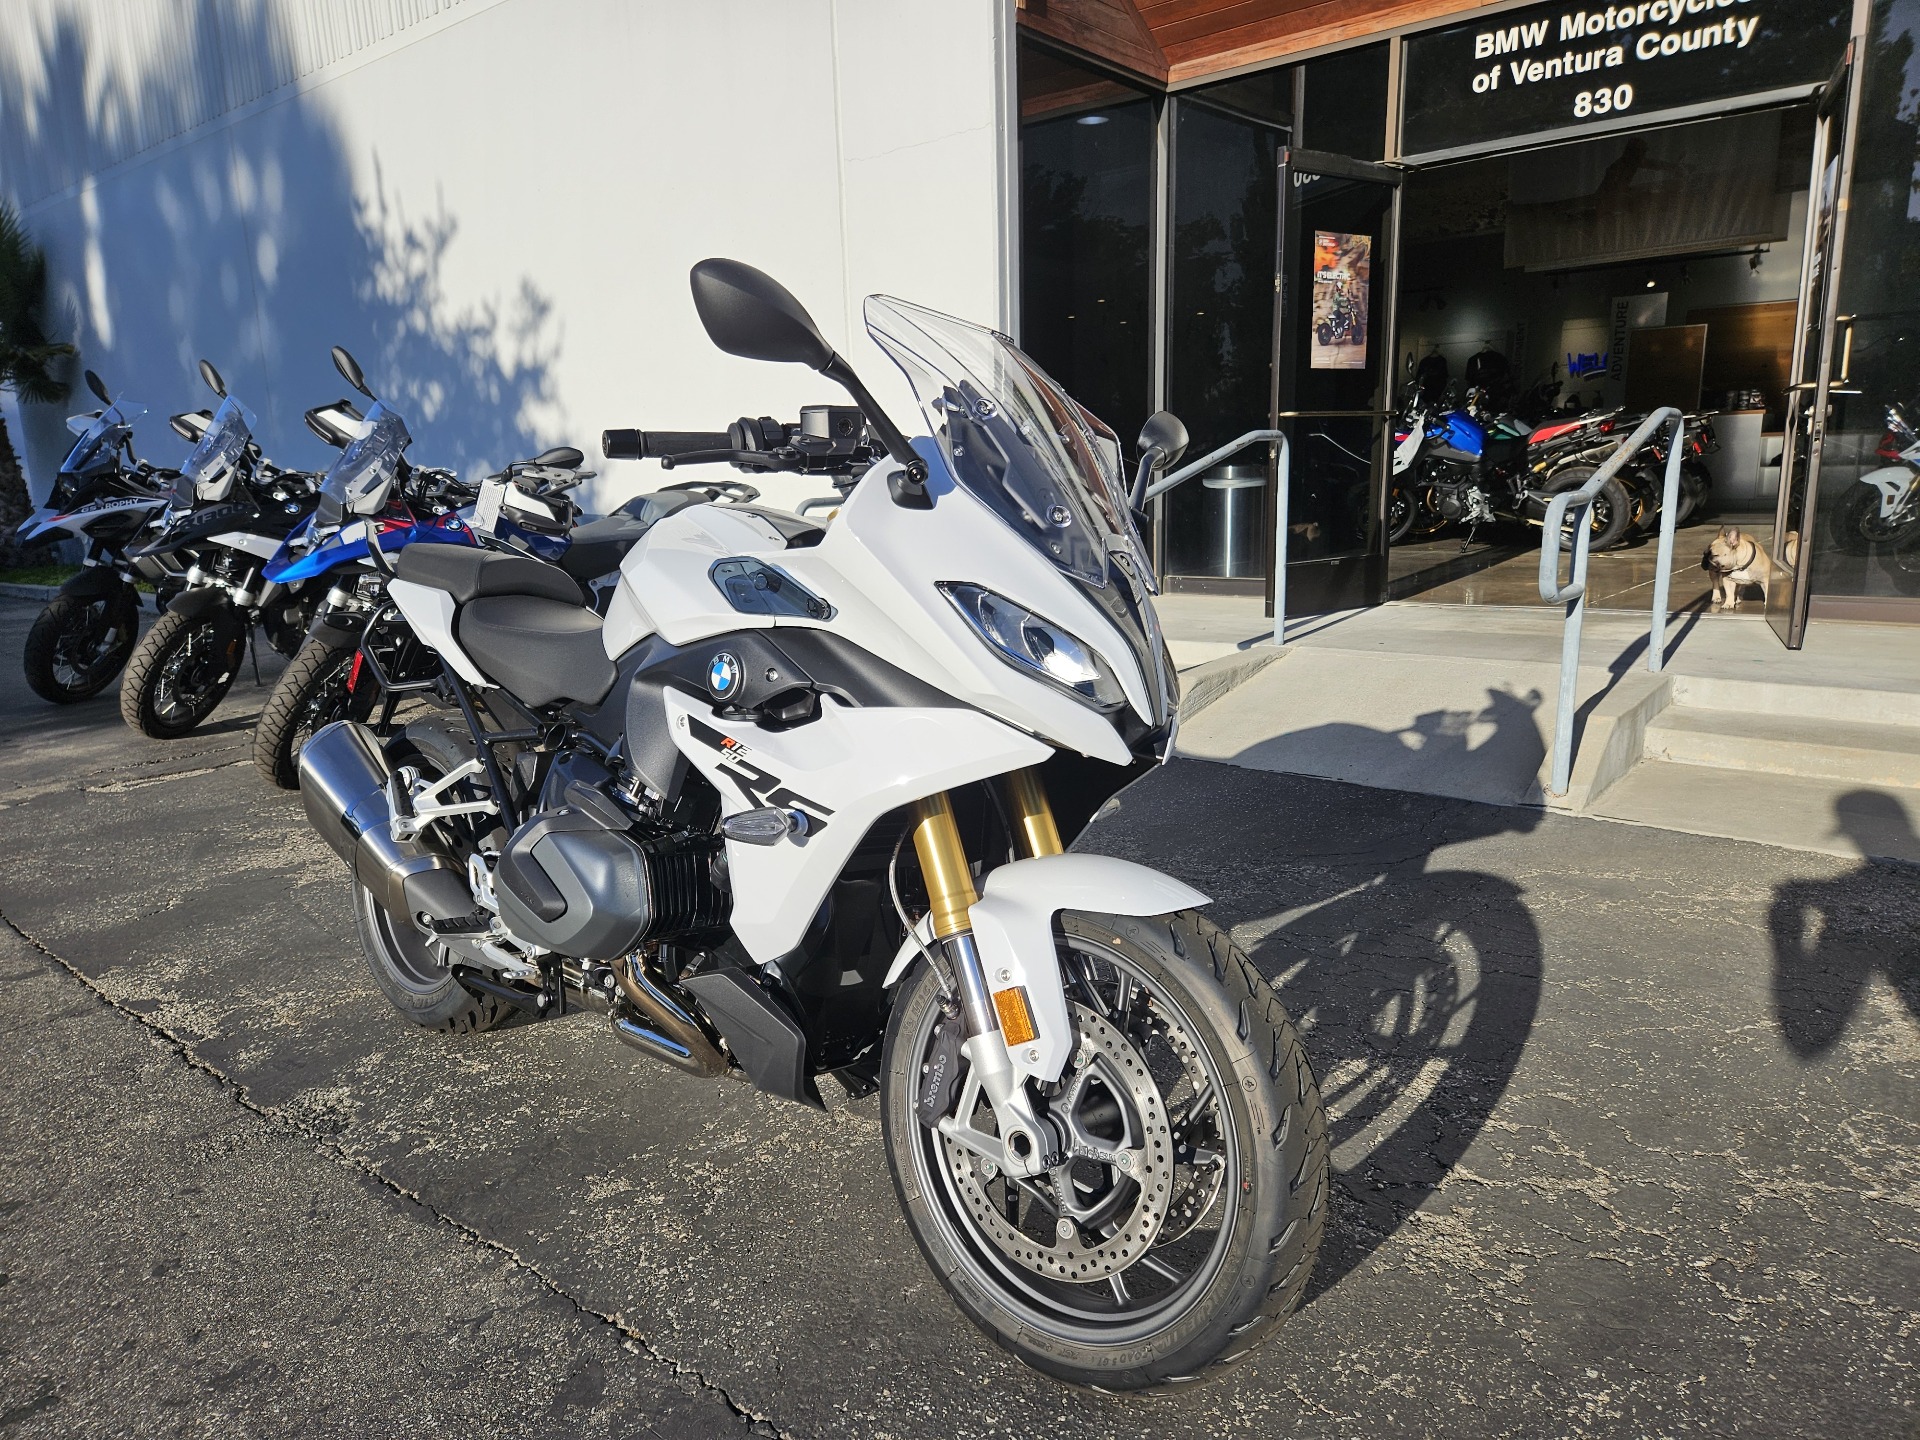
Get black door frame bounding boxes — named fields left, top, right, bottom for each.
left=1269, top=146, right=1404, bottom=618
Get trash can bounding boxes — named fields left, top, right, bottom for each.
left=1201, top=465, right=1265, bottom=577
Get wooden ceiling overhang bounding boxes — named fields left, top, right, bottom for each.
left=1016, top=0, right=1495, bottom=88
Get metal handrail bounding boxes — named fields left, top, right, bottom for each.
left=1537, top=405, right=1686, bottom=798
left=1145, top=428, right=1293, bottom=645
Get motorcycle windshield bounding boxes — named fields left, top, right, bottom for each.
left=60, top=402, right=146, bottom=473
left=864, top=295, right=1150, bottom=590
left=317, top=401, right=410, bottom=526
left=180, top=394, right=258, bottom=502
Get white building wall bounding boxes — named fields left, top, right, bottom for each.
left=0, top=0, right=1015, bottom=513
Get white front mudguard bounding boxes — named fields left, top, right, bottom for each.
left=885, top=853, right=1208, bottom=1085
left=1858, top=464, right=1917, bottom=520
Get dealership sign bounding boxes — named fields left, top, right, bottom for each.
left=1401, top=0, right=1852, bottom=160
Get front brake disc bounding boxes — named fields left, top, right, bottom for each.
left=943, top=1005, right=1174, bottom=1283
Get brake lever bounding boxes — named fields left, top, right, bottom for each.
left=658, top=448, right=793, bottom=472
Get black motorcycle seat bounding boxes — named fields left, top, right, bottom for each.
left=396, top=544, right=583, bottom=605
left=560, top=513, right=652, bottom=581
left=457, top=595, right=615, bottom=707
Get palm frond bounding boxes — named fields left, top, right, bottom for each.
left=0, top=199, right=71, bottom=405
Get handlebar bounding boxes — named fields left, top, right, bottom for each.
left=601, top=428, right=730, bottom=461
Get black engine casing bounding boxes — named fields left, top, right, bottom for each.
left=494, top=805, right=726, bottom=959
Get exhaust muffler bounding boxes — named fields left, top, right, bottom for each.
left=299, top=721, right=474, bottom=924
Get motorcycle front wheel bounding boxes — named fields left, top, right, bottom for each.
left=23, top=586, right=140, bottom=703
left=1827, top=482, right=1918, bottom=555
left=881, top=909, right=1327, bottom=1391
left=253, top=640, right=377, bottom=790
left=118, top=608, right=243, bottom=738
left=1541, top=465, right=1632, bottom=552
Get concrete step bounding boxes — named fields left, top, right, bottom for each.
left=1644, top=706, right=1920, bottom=789
left=1669, top=673, right=1920, bottom=728
left=1588, top=758, right=1920, bottom=863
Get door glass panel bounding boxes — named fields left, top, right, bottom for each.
left=1806, top=2, right=1920, bottom=615
left=1016, top=42, right=1155, bottom=452
left=1163, top=98, right=1282, bottom=578
left=1279, top=162, right=1396, bottom=569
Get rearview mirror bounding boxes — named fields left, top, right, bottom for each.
left=1138, top=411, right=1189, bottom=471
left=198, top=358, right=226, bottom=398
left=689, top=259, right=836, bottom=371
left=331, top=346, right=375, bottom=400
left=84, top=369, right=111, bottom=405
left=531, top=445, right=584, bottom=469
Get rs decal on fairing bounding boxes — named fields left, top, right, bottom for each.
left=684, top=715, right=834, bottom=832
left=662, top=687, right=1050, bottom=964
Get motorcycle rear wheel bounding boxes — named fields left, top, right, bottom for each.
left=353, top=726, right=513, bottom=1034
left=880, top=909, right=1327, bottom=1391
left=23, top=587, right=139, bottom=703
left=118, top=608, right=243, bottom=738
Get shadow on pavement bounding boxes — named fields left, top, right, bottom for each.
left=1767, top=789, right=1920, bottom=1059
left=1083, top=754, right=1545, bottom=1303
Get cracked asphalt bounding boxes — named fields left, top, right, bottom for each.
left=0, top=594, right=1914, bottom=1437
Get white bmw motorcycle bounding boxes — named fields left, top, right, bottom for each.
left=298, top=260, right=1327, bottom=1389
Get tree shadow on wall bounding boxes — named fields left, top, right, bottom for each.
left=0, top=2, right=560, bottom=482
left=1080, top=709, right=1546, bottom=1299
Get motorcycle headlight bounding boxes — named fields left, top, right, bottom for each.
left=939, top=582, right=1125, bottom=709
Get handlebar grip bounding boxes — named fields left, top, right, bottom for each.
left=601, top=428, right=732, bottom=460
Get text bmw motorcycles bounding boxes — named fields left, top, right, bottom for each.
left=297, top=260, right=1329, bottom=1389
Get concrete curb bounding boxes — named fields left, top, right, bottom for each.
left=1178, top=646, right=1284, bottom=720
left=0, top=583, right=59, bottom=602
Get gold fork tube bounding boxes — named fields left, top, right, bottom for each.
left=1001, top=767, right=1063, bottom=858
left=911, top=792, right=978, bottom=940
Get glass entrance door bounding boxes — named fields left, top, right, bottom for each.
left=1769, top=48, right=1859, bottom=647
left=1272, top=147, right=1401, bottom=616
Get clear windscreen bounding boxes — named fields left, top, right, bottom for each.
left=317, top=401, right=410, bottom=524
left=180, top=395, right=257, bottom=501
left=864, top=295, right=1150, bottom=589
left=60, top=401, right=146, bottom=473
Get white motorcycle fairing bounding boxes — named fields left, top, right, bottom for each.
left=663, top=686, right=1050, bottom=962
left=607, top=446, right=1151, bottom=770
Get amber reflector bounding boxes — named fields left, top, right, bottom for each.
left=993, top=986, right=1038, bottom=1047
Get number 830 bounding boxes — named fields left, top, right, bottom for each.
left=1574, top=83, right=1634, bottom=118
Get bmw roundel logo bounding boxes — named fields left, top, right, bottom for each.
left=708, top=651, right=740, bottom=698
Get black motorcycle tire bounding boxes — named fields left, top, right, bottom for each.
left=1542, top=465, right=1632, bottom=552
left=254, top=640, right=377, bottom=790
left=354, top=724, right=512, bottom=1034
left=1315, top=321, right=1333, bottom=346
left=23, top=586, right=140, bottom=704
left=1827, top=482, right=1916, bottom=555
left=880, top=909, right=1327, bottom=1392
left=118, top=608, right=243, bottom=738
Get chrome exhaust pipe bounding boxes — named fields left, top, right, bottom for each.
left=613, top=953, right=729, bottom=1078
left=298, top=722, right=471, bottom=923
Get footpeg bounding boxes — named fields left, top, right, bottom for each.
left=420, top=912, right=489, bottom=935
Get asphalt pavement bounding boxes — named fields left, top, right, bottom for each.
left=0, top=595, right=1913, bottom=1438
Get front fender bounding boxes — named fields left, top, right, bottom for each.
left=168, top=586, right=238, bottom=621
left=885, top=853, right=1208, bottom=1085
left=1858, top=464, right=1916, bottom=518
left=57, top=567, right=132, bottom=601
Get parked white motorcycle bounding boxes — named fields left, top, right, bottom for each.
left=297, top=260, right=1327, bottom=1388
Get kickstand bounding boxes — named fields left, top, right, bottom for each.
left=248, top=628, right=261, bottom=686
left=1460, top=524, right=1479, bottom=552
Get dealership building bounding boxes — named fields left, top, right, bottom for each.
left=3, top=0, right=1914, bottom=646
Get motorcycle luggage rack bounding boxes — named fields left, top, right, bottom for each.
left=1537, top=405, right=1687, bottom=798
